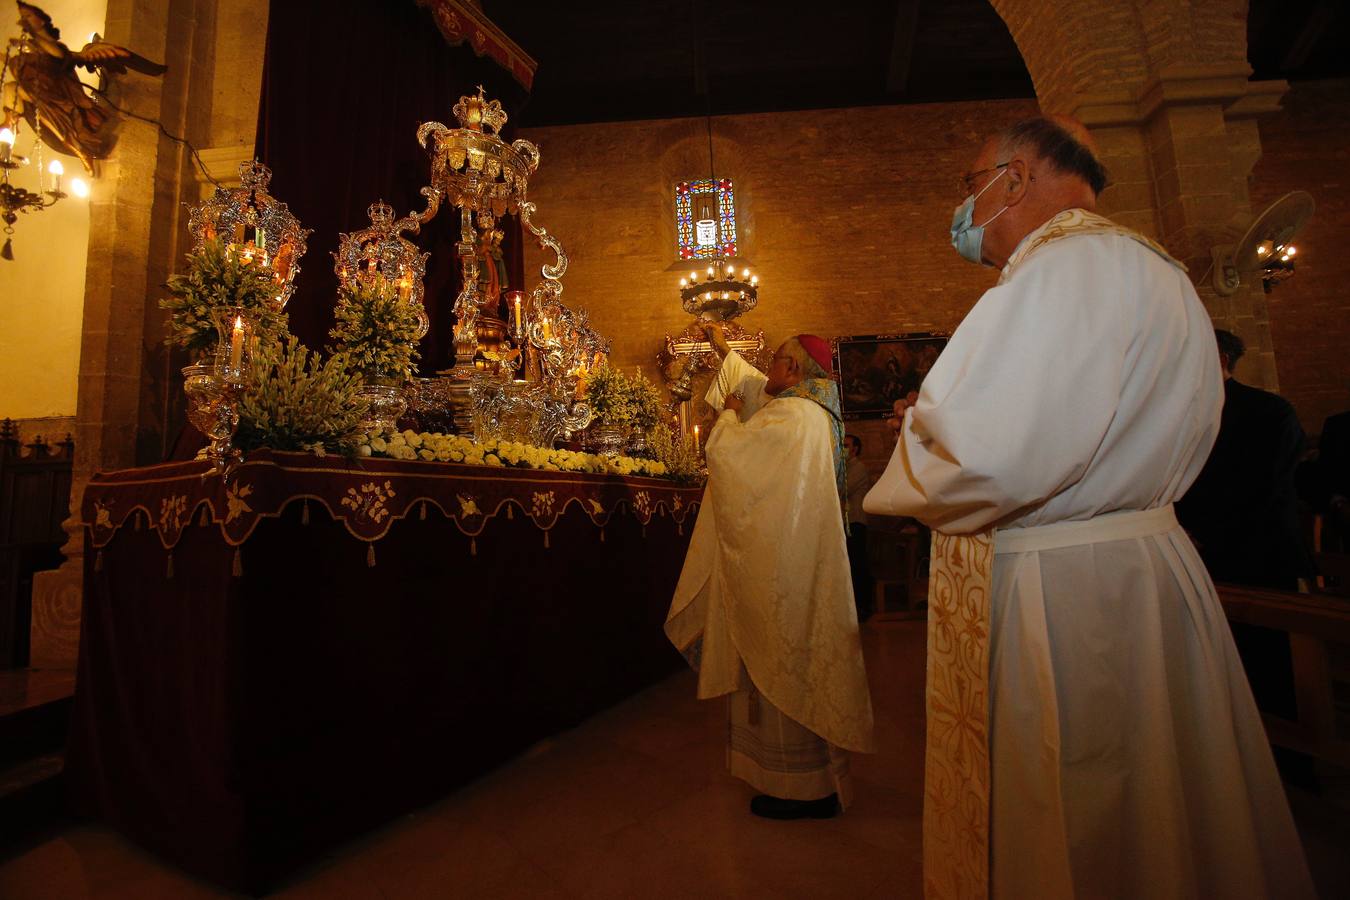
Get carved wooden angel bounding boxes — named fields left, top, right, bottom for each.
left=2, top=1, right=166, bottom=172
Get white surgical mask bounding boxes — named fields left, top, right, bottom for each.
left=950, top=167, right=1009, bottom=265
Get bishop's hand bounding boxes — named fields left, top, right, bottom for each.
left=702, top=322, right=732, bottom=359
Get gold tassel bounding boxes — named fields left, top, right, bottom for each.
left=470, top=537, right=477, bottom=556
left=544, top=530, right=550, bottom=549
left=301, top=499, right=310, bottom=526
left=420, top=501, right=427, bottom=521
left=600, top=529, right=605, bottom=543
left=134, top=512, right=142, bottom=531
left=366, top=543, right=376, bottom=567
left=94, top=551, right=103, bottom=573
left=677, top=523, right=683, bottom=536
left=166, top=553, right=174, bottom=579
left=506, top=504, right=513, bottom=520
left=232, top=547, right=243, bottom=577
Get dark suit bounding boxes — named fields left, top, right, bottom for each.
left=1177, top=377, right=1314, bottom=590
left=1305, top=410, right=1350, bottom=552
left=1177, top=377, right=1313, bottom=722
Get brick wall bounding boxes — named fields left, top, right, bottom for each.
left=519, top=98, right=1039, bottom=471
left=1251, top=78, right=1350, bottom=438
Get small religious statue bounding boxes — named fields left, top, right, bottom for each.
left=2, top=1, right=167, bottom=173
left=474, top=211, right=508, bottom=311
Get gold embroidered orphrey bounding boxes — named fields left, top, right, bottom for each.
left=921, top=209, right=1184, bottom=900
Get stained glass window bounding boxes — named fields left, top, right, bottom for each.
left=675, top=178, right=736, bottom=259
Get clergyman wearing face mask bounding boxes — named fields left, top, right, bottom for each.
left=864, top=117, right=1315, bottom=900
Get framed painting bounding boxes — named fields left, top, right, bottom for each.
left=832, top=333, right=948, bottom=421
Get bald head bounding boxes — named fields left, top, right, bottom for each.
left=959, top=116, right=1108, bottom=268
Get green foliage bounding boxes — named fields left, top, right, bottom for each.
left=161, top=238, right=287, bottom=356
left=584, top=363, right=636, bottom=428
left=647, top=422, right=702, bottom=484
left=628, top=368, right=665, bottom=432
left=237, top=336, right=369, bottom=455
left=328, top=277, right=421, bottom=381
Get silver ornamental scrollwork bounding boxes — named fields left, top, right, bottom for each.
left=187, top=160, right=312, bottom=310
left=334, top=200, right=433, bottom=338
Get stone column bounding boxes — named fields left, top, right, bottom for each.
left=29, top=0, right=270, bottom=667
left=1076, top=65, right=1288, bottom=390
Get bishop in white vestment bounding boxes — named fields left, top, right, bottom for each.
left=865, top=118, right=1315, bottom=898
left=666, top=328, right=875, bottom=819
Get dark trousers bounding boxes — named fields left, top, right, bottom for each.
left=846, top=523, right=873, bottom=622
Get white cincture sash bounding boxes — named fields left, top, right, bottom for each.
left=994, top=505, right=1179, bottom=555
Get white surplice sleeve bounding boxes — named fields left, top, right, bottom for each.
left=705, top=350, right=770, bottom=419
left=864, top=238, right=1128, bottom=533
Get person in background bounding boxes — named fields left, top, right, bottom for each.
left=844, top=434, right=874, bottom=622
left=1177, top=328, right=1315, bottom=590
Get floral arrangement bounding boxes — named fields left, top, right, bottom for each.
left=359, top=430, right=674, bottom=479
left=328, top=276, right=422, bottom=382
left=236, top=336, right=369, bottom=455
left=628, top=369, right=665, bottom=433
left=161, top=237, right=287, bottom=356
left=646, top=422, right=700, bottom=483
left=583, top=363, right=635, bottom=428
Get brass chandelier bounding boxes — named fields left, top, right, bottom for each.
left=0, top=125, right=88, bottom=260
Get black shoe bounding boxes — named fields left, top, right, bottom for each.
left=749, top=793, right=839, bottom=820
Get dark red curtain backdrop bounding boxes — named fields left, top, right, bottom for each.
left=255, top=0, right=529, bottom=373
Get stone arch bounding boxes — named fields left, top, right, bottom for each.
left=986, top=0, right=1285, bottom=391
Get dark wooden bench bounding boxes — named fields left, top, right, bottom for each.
left=1216, top=582, right=1350, bottom=768
left=0, top=421, right=74, bottom=668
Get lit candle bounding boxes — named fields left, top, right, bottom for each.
left=513, top=294, right=522, bottom=331
left=542, top=318, right=553, bottom=340
left=255, top=226, right=266, bottom=251
left=47, top=159, right=63, bottom=194
left=229, top=315, right=244, bottom=370
left=398, top=276, right=411, bottom=302
left=0, top=127, right=13, bottom=163
left=693, top=425, right=701, bottom=456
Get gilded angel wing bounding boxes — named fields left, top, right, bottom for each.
left=73, top=41, right=167, bottom=77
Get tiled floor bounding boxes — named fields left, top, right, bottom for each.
left=1, top=620, right=1345, bottom=898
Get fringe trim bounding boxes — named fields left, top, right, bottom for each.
left=232, top=547, right=243, bottom=577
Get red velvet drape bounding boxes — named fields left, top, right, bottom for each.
left=254, top=0, right=529, bottom=373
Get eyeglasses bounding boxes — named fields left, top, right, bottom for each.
left=957, top=162, right=1008, bottom=198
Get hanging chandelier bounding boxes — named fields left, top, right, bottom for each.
left=0, top=125, right=89, bottom=260
left=679, top=257, right=758, bottom=321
